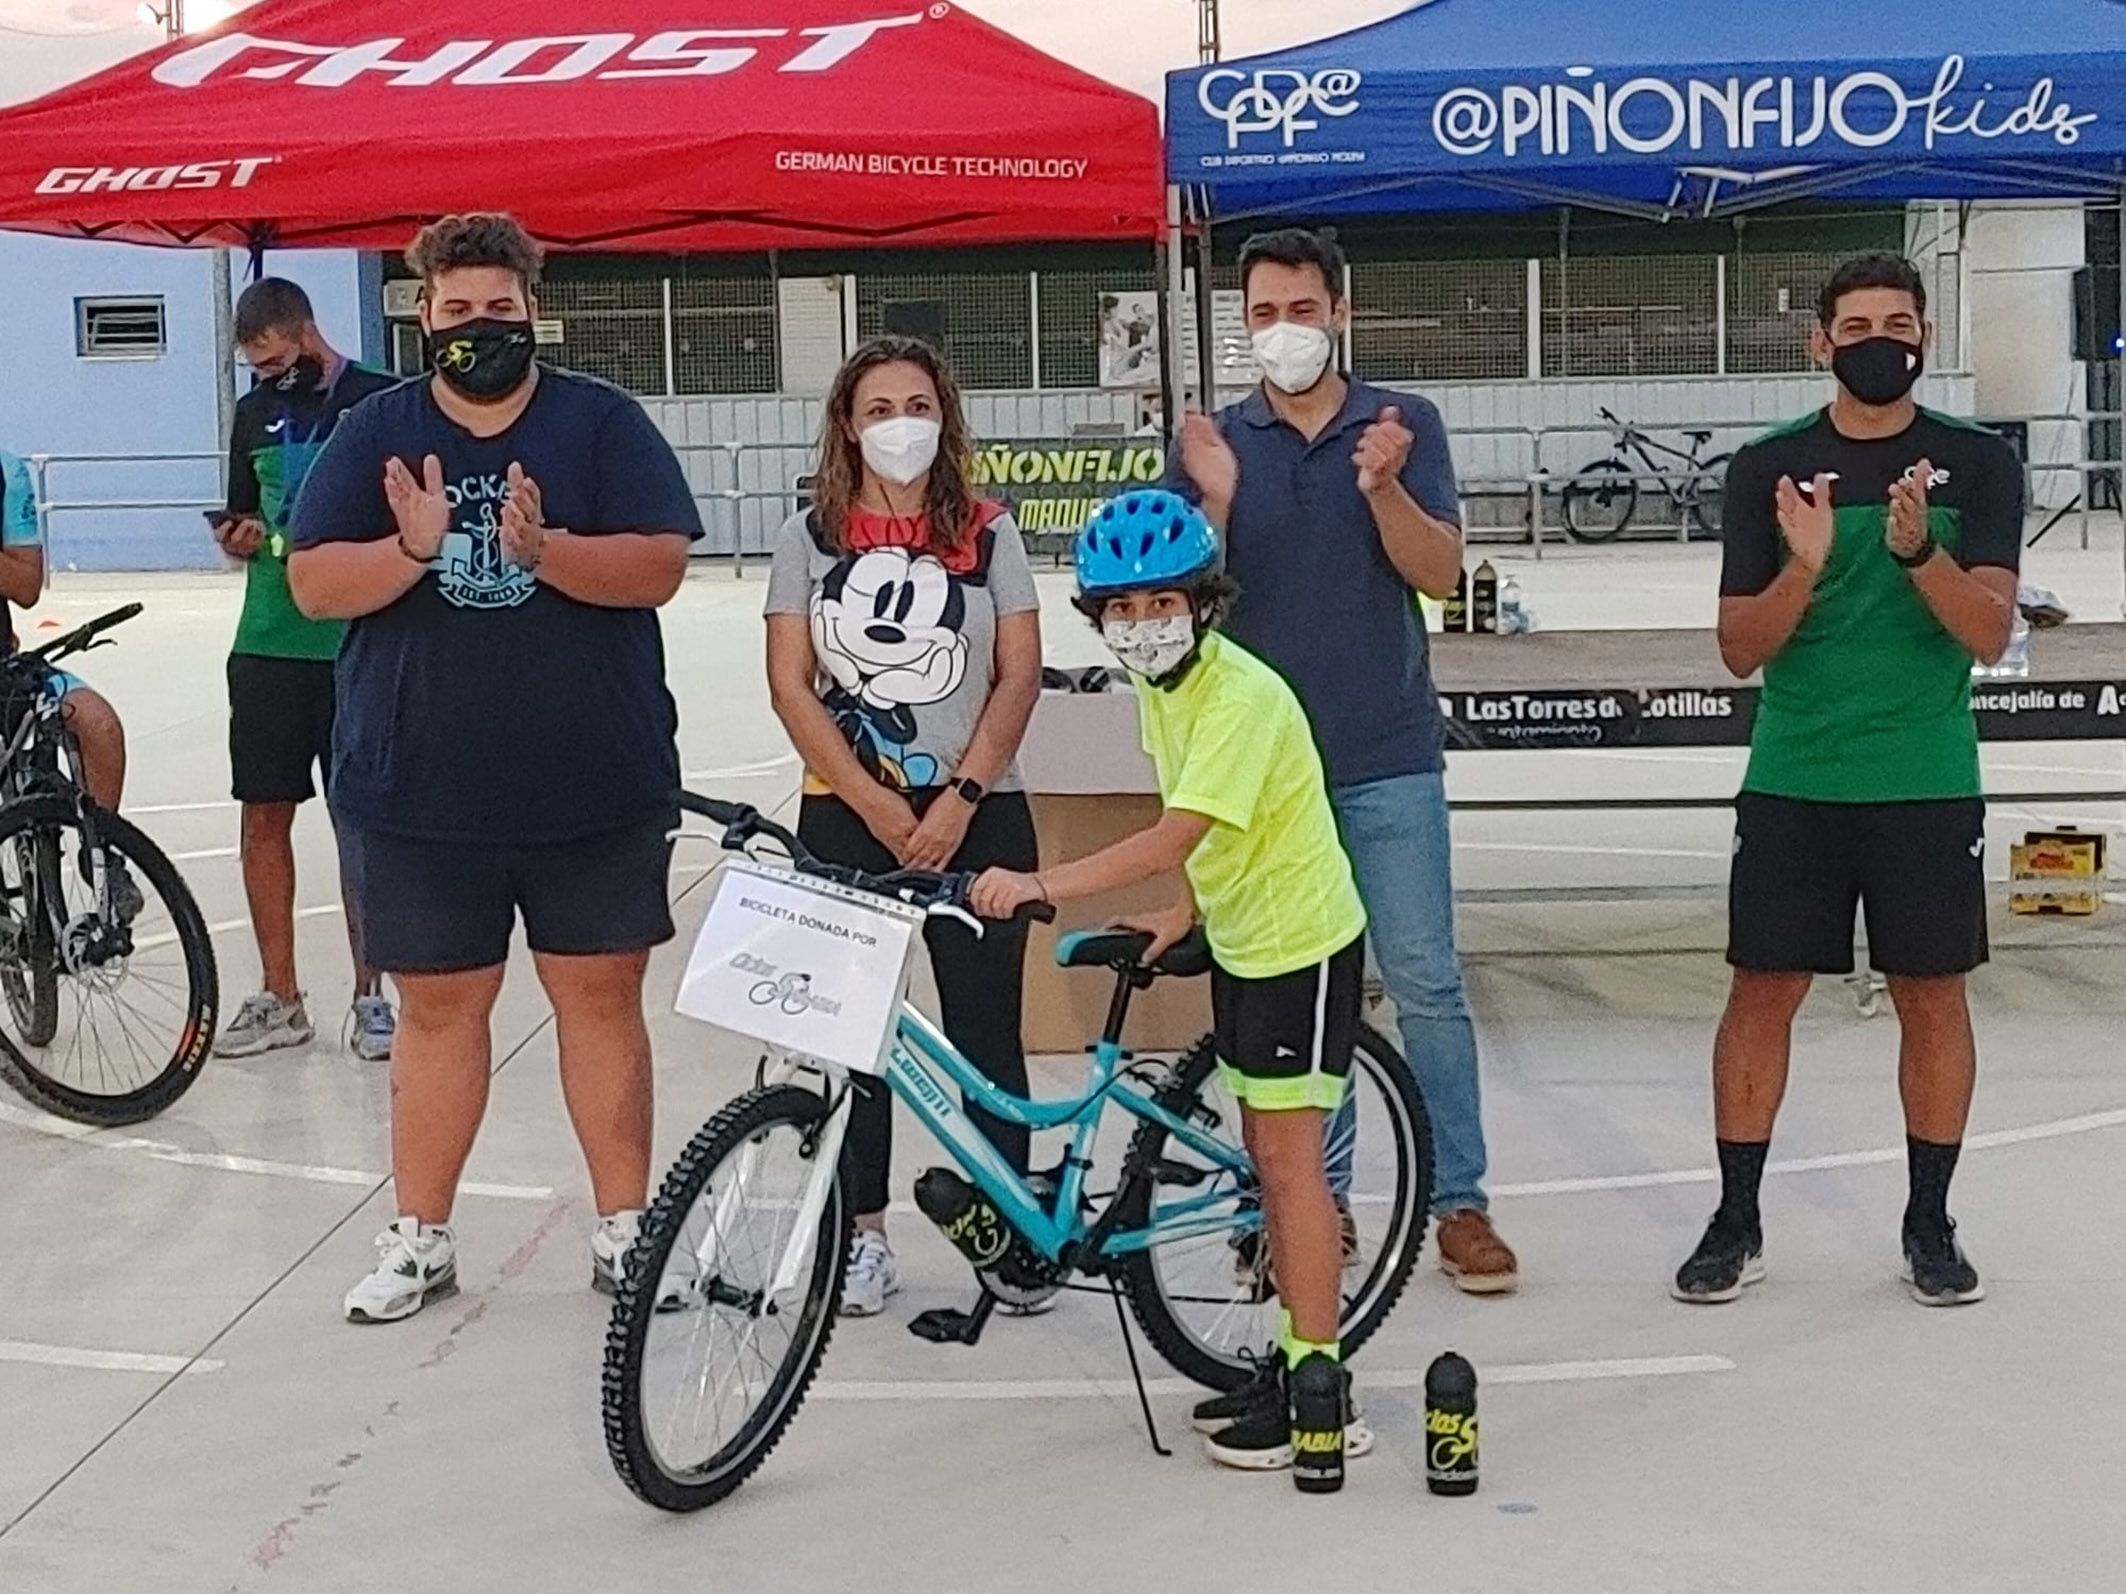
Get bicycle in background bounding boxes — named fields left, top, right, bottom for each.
left=0, top=604, right=218, bottom=1125
left=1561, top=407, right=1732, bottom=543
left=602, top=794, right=1433, bottom=1512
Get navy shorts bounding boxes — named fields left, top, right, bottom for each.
left=339, top=816, right=676, bottom=975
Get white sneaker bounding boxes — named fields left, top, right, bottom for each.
left=344, top=1218, right=457, bottom=1324
left=840, top=1231, right=899, bottom=1317
left=592, top=1210, right=689, bottom=1310
left=214, top=991, right=315, bottom=1059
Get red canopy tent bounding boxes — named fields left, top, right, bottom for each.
left=0, top=0, right=1162, bottom=251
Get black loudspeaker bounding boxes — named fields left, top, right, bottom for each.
left=2072, top=265, right=2121, bottom=361
left=882, top=298, right=947, bottom=350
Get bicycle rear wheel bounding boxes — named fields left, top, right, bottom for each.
left=1116, top=1024, right=1432, bottom=1391
left=603, top=1083, right=846, bottom=1513
left=0, top=825, right=62, bottom=1047
left=0, top=798, right=217, bottom=1125
left=1561, top=459, right=1639, bottom=543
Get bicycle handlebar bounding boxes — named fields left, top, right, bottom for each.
left=678, top=791, right=1057, bottom=928
left=24, top=603, right=144, bottom=665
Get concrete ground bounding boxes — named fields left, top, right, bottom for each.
left=3, top=531, right=2124, bottom=1594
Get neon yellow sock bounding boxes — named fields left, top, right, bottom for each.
left=1279, top=1309, right=1341, bottom=1371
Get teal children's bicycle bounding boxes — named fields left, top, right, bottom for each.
left=602, top=794, right=1432, bottom=1513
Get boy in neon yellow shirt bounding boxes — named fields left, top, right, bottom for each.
left=972, top=489, right=1367, bottom=1493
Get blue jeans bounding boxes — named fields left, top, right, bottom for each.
left=1331, top=771, right=1489, bottom=1215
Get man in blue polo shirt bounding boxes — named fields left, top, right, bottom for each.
left=1171, top=228, right=1517, bottom=1293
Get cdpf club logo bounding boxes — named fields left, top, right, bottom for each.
left=435, top=338, right=479, bottom=375
left=1198, top=67, right=1362, bottom=150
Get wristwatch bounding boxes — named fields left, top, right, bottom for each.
left=949, top=776, right=986, bottom=805
left=1892, top=535, right=1938, bottom=570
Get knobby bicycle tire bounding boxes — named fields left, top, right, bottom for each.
left=602, top=1084, right=847, bottom=1513
left=1116, top=1024, right=1433, bottom=1392
left=1561, top=458, right=1641, bottom=543
left=1, top=825, right=63, bottom=1047
left=0, top=798, right=218, bottom=1125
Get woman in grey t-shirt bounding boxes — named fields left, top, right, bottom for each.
left=764, top=337, right=1044, bottom=1320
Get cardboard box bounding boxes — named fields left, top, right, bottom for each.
left=2010, top=826, right=2109, bottom=917
left=1021, top=689, right=1212, bottom=1055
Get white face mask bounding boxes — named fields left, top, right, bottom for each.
left=1102, top=615, right=1197, bottom=681
left=1251, top=321, right=1335, bottom=395
left=859, top=415, right=942, bottom=486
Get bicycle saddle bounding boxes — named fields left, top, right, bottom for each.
left=1685, top=429, right=1713, bottom=444
left=1054, top=926, right=1212, bottom=979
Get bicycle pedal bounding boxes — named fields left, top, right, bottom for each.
left=1150, top=1158, right=1209, bottom=1188
left=908, top=1307, right=985, bottom=1346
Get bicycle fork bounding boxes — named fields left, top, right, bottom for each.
left=688, top=1056, right=855, bottom=1300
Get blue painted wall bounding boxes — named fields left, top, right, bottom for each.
left=0, top=234, right=366, bottom=571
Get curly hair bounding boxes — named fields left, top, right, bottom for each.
left=406, top=212, right=545, bottom=294
left=809, top=337, right=979, bottom=558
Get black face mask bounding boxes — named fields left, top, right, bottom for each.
left=269, top=354, right=324, bottom=395
left=1831, top=336, right=1924, bottom=408
left=426, top=318, right=535, bottom=401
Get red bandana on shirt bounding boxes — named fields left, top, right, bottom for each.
left=842, top=500, right=1007, bottom=576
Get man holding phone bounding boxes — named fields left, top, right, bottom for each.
left=214, top=278, right=398, bottom=1062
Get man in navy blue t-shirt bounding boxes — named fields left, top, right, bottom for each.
left=1169, top=228, right=1518, bottom=1293
left=289, top=212, right=702, bottom=1325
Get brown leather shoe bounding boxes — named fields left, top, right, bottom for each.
left=1437, top=1209, right=1519, bottom=1295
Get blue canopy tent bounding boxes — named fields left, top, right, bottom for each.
left=1166, top=0, right=2126, bottom=221
left=1159, top=0, right=2126, bottom=401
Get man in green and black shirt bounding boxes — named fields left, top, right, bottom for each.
left=1676, top=253, right=2023, bottom=1311
left=215, top=279, right=400, bottom=1063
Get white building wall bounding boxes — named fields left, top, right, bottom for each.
left=1961, top=203, right=2087, bottom=511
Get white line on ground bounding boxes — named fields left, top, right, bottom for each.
left=0, top=1101, right=554, bottom=1202
left=126, top=800, right=235, bottom=815
left=0, top=1339, right=224, bottom=1376
left=1489, top=1107, right=2126, bottom=1198
left=811, top=1354, right=1735, bottom=1403
left=681, top=754, right=800, bottom=782
left=135, top=902, right=341, bottom=953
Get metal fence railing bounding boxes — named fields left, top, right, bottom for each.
left=23, top=410, right=2126, bottom=602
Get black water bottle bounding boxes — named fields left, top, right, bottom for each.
left=913, top=1168, right=1011, bottom=1270
left=1472, top=560, right=1501, bottom=635
left=1443, top=567, right=1470, bottom=633
left=1424, top=1351, right=1479, bottom=1496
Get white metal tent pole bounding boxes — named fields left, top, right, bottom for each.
left=1164, top=185, right=1190, bottom=411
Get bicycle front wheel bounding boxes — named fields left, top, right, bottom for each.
left=0, top=824, right=63, bottom=1047
left=1688, top=453, right=1733, bottom=540
left=0, top=798, right=217, bottom=1125
left=1117, top=1024, right=1432, bottom=1391
left=602, top=1083, right=846, bottom=1513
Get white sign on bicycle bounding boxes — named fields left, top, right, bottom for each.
left=676, top=861, right=922, bottom=1076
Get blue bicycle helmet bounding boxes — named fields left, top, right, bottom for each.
left=1075, top=490, right=1220, bottom=599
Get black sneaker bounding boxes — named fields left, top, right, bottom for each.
left=1903, top=1221, right=1985, bottom=1307
left=1203, top=1355, right=1373, bottom=1489
left=1670, top=1216, right=1766, bottom=1304
left=1192, top=1354, right=1278, bottom=1436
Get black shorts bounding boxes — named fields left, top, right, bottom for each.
left=1728, top=793, right=1988, bottom=979
left=228, top=654, right=337, bottom=805
left=1211, top=937, right=1365, bottom=1112
left=339, top=817, right=676, bottom=975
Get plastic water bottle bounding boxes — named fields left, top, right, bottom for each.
left=912, top=1168, right=1012, bottom=1270
left=1472, top=561, right=1500, bottom=635
left=1424, top=1351, right=1479, bottom=1496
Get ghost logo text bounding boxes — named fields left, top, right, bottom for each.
left=37, top=158, right=275, bottom=195
left=151, top=17, right=928, bottom=91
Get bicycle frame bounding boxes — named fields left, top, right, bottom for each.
left=743, top=993, right=1258, bottom=1299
